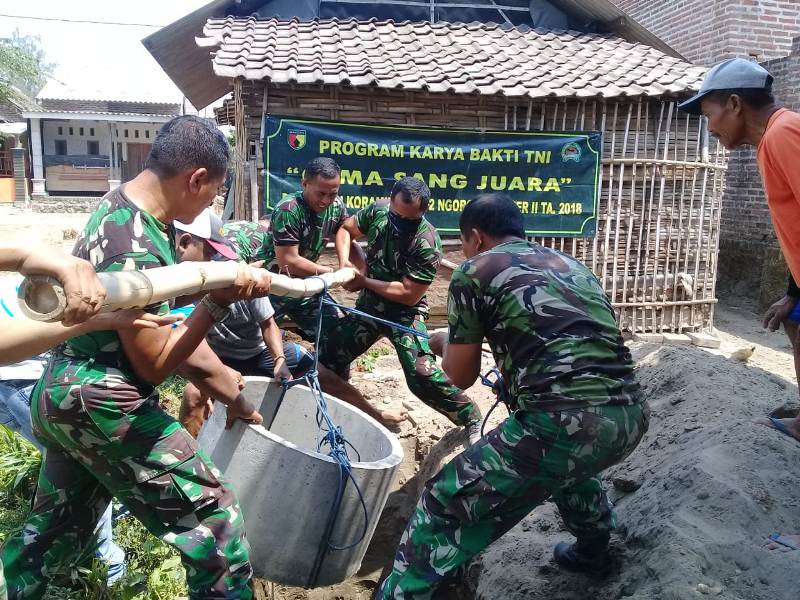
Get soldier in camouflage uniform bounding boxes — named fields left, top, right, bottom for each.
left=1, top=116, right=268, bottom=599
left=216, top=188, right=407, bottom=427
left=221, top=220, right=271, bottom=264
left=379, top=194, right=650, bottom=599
left=222, top=157, right=357, bottom=341
left=320, top=177, right=482, bottom=436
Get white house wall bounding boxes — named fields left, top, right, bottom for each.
left=41, top=120, right=162, bottom=157
left=38, top=119, right=163, bottom=195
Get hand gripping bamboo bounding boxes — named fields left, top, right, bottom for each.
left=17, top=262, right=358, bottom=322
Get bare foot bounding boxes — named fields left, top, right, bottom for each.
left=754, top=416, right=800, bottom=443
left=378, top=410, right=408, bottom=428
left=763, top=533, right=800, bottom=552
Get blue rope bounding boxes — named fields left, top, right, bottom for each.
left=272, top=277, right=370, bottom=588
left=321, top=297, right=431, bottom=339
left=325, top=294, right=512, bottom=438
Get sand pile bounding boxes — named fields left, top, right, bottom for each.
left=464, top=343, right=800, bottom=600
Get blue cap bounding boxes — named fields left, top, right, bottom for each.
left=678, top=57, right=773, bottom=115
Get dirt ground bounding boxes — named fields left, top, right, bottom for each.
left=257, top=306, right=800, bottom=600
left=4, top=205, right=800, bottom=599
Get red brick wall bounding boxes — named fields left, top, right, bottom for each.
left=612, top=0, right=800, bottom=64
left=612, top=1, right=800, bottom=306
left=721, top=39, right=800, bottom=245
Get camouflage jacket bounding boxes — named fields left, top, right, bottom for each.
left=222, top=220, right=271, bottom=263
left=355, top=201, right=442, bottom=318
left=248, top=191, right=348, bottom=273
left=448, top=239, right=641, bottom=411
left=59, top=186, right=176, bottom=395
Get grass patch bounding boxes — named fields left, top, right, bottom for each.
left=156, top=375, right=187, bottom=418
left=356, top=344, right=395, bottom=373
left=0, top=376, right=192, bottom=599
left=110, top=515, right=187, bottom=600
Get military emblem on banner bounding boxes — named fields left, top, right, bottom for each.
left=561, top=141, right=582, bottom=162
left=288, top=129, right=307, bottom=150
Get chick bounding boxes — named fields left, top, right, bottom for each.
left=730, top=346, right=756, bottom=362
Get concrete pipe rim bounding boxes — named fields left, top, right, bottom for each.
left=235, top=376, right=404, bottom=471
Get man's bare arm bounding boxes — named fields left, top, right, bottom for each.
left=442, top=341, right=482, bottom=390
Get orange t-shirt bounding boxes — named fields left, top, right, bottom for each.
left=757, top=108, right=800, bottom=284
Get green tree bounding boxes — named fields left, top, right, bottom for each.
left=0, top=29, right=54, bottom=100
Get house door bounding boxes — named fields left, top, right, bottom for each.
left=122, top=143, right=152, bottom=182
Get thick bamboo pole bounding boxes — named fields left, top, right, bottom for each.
left=18, top=263, right=358, bottom=322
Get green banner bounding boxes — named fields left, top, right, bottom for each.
left=264, top=115, right=600, bottom=237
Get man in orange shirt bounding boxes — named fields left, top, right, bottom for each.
left=680, top=57, right=800, bottom=552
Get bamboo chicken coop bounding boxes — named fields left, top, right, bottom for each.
left=200, top=17, right=720, bottom=334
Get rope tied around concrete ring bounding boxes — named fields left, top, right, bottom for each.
left=271, top=276, right=370, bottom=588
left=272, top=279, right=512, bottom=585
left=322, top=296, right=512, bottom=436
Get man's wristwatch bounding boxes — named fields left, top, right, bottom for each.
left=201, top=295, right=231, bottom=323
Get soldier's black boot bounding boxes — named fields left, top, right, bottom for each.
left=553, top=532, right=611, bottom=575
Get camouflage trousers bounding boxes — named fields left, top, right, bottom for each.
left=271, top=293, right=344, bottom=343
left=1, top=375, right=253, bottom=600
left=318, top=309, right=481, bottom=427
left=380, top=402, right=650, bottom=599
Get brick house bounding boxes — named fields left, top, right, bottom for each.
left=611, top=0, right=800, bottom=307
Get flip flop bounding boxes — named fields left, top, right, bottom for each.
left=767, top=533, right=800, bottom=551
left=767, top=417, right=800, bottom=443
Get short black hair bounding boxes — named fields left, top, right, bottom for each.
left=391, top=176, right=431, bottom=213
left=304, top=157, right=340, bottom=180
left=460, top=194, right=525, bottom=239
left=145, top=115, right=230, bottom=180
left=706, top=87, right=776, bottom=109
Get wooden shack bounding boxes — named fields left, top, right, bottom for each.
left=149, top=11, right=722, bottom=334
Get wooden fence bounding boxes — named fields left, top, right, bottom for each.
left=231, top=80, right=727, bottom=333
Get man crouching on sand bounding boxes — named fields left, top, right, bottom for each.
left=379, top=194, right=650, bottom=599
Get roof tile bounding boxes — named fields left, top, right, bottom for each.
left=202, top=17, right=705, bottom=100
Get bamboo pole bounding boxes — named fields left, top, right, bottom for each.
left=233, top=78, right=248, bottom=220
left=601, top=158, right=726, bottom=170
left=613, top=298, right=717, bottom=308
left=651, top=101, right=673, bottom=331
left=610, top=103, right=632, bottom=316
left=639, top=101, right=666, bottom=332
left=680, top=129, right=702, bottom=331
left=658, top=107, right=686, bottom=333
left=591, top=101, right=607, bottom=277
left=18, top=264, right=359, bottom=322
left=670, top=113, right=692, bottom=331
left=621, top=99, right=643, bottom=330
left=704, top=127, right=723, bottom=329
left=601, top=102, right=619, bottom=293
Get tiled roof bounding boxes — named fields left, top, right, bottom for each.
left=0, top=88, right=38, bottom=123
left=21, top=109, right=176, bottom=119
left=200, top=17, right=705, bottom=99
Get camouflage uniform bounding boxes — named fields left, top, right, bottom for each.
left=319, top=202, right=480, bottom=427
left=380, top=239, right=649, bottom=599
left=1, top=187, right=253, bottom=599
left=223, top=192, right=347, bottom=341
left=222, top=220, right=271, bottom=263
